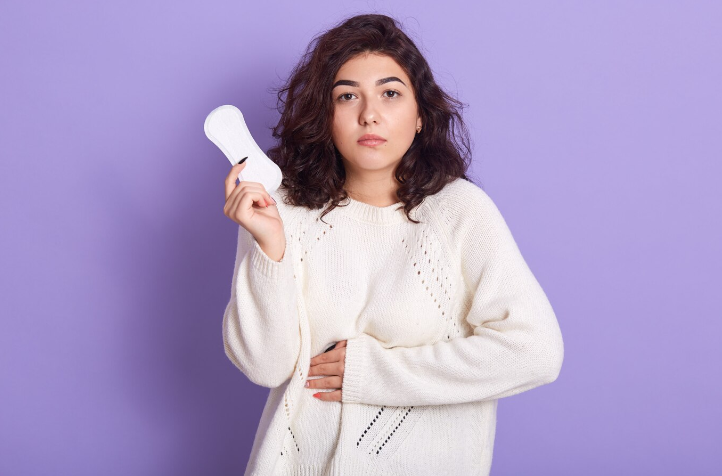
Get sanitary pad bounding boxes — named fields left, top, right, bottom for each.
left=204, top=105, right=283, bottom=194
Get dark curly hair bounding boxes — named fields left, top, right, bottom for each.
left=266, top=13, right=477, bottom=224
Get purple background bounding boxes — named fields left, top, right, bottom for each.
left=1, top=1, right=720, bottom=474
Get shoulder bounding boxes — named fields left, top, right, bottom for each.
left=423, top=177, right=517, bottom=257
left=429, top=176, right=492, bottom=203
left=424, top=177, right=499, bottom=227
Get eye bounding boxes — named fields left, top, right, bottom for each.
left=337, top=92, right=355, bottom=101
left=336, top=90, right=402, bottom=102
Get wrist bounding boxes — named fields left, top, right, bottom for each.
left=257, top=237, right=286, bottom=262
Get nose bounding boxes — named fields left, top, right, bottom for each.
left=359, top=97, right=379, bottom=126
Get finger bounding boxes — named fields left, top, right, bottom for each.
left=311, top=348, right=346, bottom=369
left=227, top=185, right=273, bottom=221
left=310, top=351, right=332, bottom=366
left=226, top=182, right=266, bottom=211
left=236, top=190, right=272, bottom=219
left=230, top=191, right=264, bottom=222
left=225, top=187, right=258, bottom=221
left=311, top=343, right=346, bottom=364
left=314, top=389, right=342, bottom=402
left=224, top=169, right=272, bottom=211
left=224, top=161, right=248, bottom=201
left=305, top=376, right=342, bottom=389
left=239, top=182, right=275, bottom=208
left=307, top=362, right=342, bottom=377
left=225, top=181, right=254, bottom=218
left=229, top=181, right=274, bottom=210
left=224, top=164, right=251, bottom=207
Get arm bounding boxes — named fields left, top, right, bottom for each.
left=341, top=188, right=564, bottom=407
left=222, top=217, right=301, bottom=388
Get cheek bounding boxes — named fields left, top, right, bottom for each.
left=393, top=106, right=417, bottom=131
left=331, top=113, right=348, bottom=137
left=334, top=114, right=359, bottom=145
left=331, top=125, right=351, bottom=152
left=331, top=118, right=343, bottom=143
left=389, top=112, right=418, bottom=152
left=393, top=110, right=418, bottom=136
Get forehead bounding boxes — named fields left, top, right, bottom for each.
left=334, top=53, right=409, bottom=82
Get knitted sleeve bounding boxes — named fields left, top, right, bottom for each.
left=341, top=185, right=564, bottom=407
left=222, top=191, right=301, bottom=388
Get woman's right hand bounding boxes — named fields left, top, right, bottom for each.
left=224, top=161, right=286, bottom=261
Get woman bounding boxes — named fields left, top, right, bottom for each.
left=222, top=13, right=564, bottom=476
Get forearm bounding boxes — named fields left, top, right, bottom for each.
left=341, top=311, right=563, bottom=407
left=223, top=233, right=301, bottom=388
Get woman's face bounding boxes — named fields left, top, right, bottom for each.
left=331, top=52, right=422, bottom=178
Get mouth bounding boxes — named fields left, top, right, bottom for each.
left=358, top=139, right=386, bottom=147
left=357, top=134, right=387, bottom=147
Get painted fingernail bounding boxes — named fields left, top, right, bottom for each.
left=313, top=393, right=320, bottom=398
left=304, top=381, right=309, bottom=388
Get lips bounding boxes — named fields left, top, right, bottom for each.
left=358, top=134, right=386, bottom=146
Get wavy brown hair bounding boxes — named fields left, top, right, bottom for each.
left=266, top=13, right=477, bottom=224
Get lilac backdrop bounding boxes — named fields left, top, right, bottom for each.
left=1, top=1, right=720, bottom=474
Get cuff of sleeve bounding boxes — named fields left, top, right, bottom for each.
left=250, top=237, right=292, bottom=280
left=342, top=333, right=374, bottom=404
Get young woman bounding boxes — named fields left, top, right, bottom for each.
left=222, top=13, right=564, bottom=476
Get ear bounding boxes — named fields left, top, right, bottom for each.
left=416, top=116, right=422, bottom=130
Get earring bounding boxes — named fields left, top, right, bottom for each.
left=416, top=126, right=422, bottom=133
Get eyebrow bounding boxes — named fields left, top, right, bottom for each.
left=332, top=76, right=407, bottom=89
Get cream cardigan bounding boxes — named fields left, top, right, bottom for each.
left=222, top=177, right=564, bottom=475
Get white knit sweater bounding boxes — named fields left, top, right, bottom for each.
left=222, top=177, right=564, bottom=476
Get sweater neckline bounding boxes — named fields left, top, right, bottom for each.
left=336, top=196, right=408, bottom=224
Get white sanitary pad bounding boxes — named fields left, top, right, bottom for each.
left=204, top=105, right=283, bottom=194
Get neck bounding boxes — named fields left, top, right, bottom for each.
left=344, top=174, right=400, bottom=207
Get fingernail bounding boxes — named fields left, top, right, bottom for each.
left=271, top=197, right=277, bottom=205
left=238, top=157, right=248, bottom=165
left=304, top=381, right=309, bottom=388
left=313, top=393, right=320, bottom=398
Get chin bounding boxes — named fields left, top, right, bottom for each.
left=351, top=159, right=400, bottom=173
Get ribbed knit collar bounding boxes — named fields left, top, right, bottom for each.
left=335, top=196, right=410, bottom=224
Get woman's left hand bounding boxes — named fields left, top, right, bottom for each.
left=305, top=340, right=347, bottom=402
